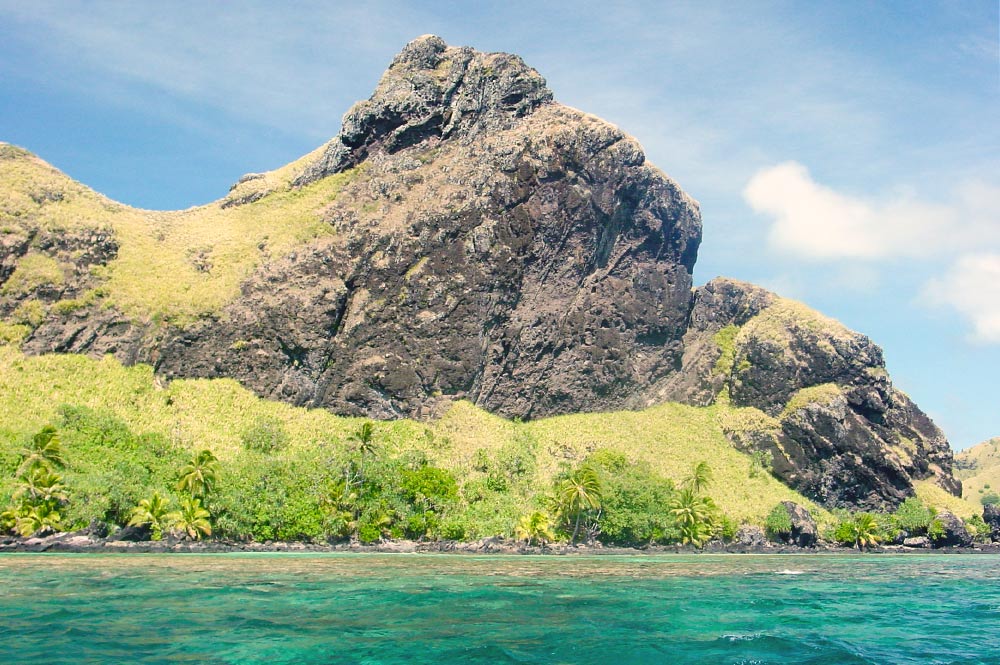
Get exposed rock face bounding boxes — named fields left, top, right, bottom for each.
left=0, top=223, right=145, bottom=360
left=930, top=511, right=972, bottom=548
left=780, top=501, right=818, bottom=547
left=982, top=504, right=1000, bottom=542
left=734, top=524, right=767, bottom=548
left=0, top=36, right=961, bottom=512
left=649, top=277, right=959, bottom=512
left=156, top=35, right=700, bottom=419
left=114, top=523, right=152, bottom=542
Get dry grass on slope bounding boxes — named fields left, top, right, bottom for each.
left=0, top=143, right=361, bottom=326
left=954, top=437, right=1000, bottom=504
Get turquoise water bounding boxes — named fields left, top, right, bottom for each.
left=1, top=553, right=997, bottom=664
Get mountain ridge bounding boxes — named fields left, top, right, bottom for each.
left=0, top=36, right=960, bottom=512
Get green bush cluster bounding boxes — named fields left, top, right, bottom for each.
left=57, top=405, right=188, bottom=527
left=240, top=415, right=289, bottom=453
left=582, top=451, right=678, bottom=545
left=764, top=503, right=792, bottom=541
left=832, top=513, right=879, bottom=550
left=4, top=398, right=987, bottom=550
left=0, top=407, right=222, bottom=541
left=536, top=453, right=731, bottom=548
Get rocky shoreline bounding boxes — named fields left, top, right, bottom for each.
left=3, top=530, right=998, bottom=556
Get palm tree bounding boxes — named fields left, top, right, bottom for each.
left=852, top=513, right=880, bottom=550
left=129, top=492, right=172, bottom=540
left=347, top=422, right=378, bottom=487
left=176, top=449, right=220, bottom=499
left=1, top=505, right=28, bottom=534
left=516, top=511, right=555, bottom=547
left=15, top=502, right=62, bottom=537
left=684, top=461, right=712, bottom=494
left=669, top=487, right=715, bottom=546
left=557, top=464, right=602, bottom=544
left=17, top=426, right=65, bottom=476
left=14, top=466, right=68, bottom=506
left=168, top=497, right=213, bottom=540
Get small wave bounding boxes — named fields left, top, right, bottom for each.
left=723, top=632, right=765, bottom=642
left=774, top=569, right=805, bottom=575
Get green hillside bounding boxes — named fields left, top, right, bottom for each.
left=0, top=345, right=829, bottom=540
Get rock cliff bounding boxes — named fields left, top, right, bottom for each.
left=0, top=36, right=959, bottom=511
left=159, top=35, right=701, bottom=420
left=647, top=278, right=959, bottom=510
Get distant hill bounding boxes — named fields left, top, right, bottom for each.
left=955, top=437, right=1000, bottom=504
left=0, top=35, right=961, bottom=513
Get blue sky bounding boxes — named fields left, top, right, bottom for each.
left=1, top=1, right=997, bottom=449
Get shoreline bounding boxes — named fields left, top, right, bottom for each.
left=3, top=532, right=999, bottom=555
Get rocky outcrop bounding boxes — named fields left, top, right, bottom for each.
left=155, top=35, right=700, bottom=420
left=113, top=523, right=152, bottom=542
left=982, top=504, right=1000, bottom=542
left=780, top=501, right=818, bottom=547
left=902, top=536, right=930, bottom=548
left=648, top=277, right=959, bottom=512
left=734, top=524, right=767, bottom=548
left=930, top=511, right=972, bottom=548
left=0, top=223, right=146, bottom=361
left=0, top=36, right=961, bottom=512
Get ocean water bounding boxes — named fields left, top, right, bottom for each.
left=0, top=553, right=997, bottom=664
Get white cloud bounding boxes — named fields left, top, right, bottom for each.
left=743, top=161, right=1000, bottom=261
left=744, top=161, right=1000, bottom=343
left=922, top=254, right=1000, bottom=344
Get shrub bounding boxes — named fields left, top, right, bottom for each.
left=241, top=416, right=289, bottom=453
left=715, top=514, right=739, bottom=542
left=748, top=450, right=773, bottom=479
left=833, top=518, right=857, bottom=546
left=583, top=451, right=675, bottom=546
left=439, top=518, right=466, bottom=541
left=965, top=514, right=991, bottom=542
left=765, top=503, right=792, bottom=541
left=981, top=492, right=1000, bottom=506
left=357, top=521, right=383, bottom=544
left=927, top=518, right=947, bottom=542
left=472, top=433, right=538, bottom=494
left=894, top=497, right=932, bottom=535
left=212, top=455, right=330, bottom=542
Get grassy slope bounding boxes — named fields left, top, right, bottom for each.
left=955, top=438, right=1000, bottom=504
left=0, top=143, right=358, bottom=326
left=0, top=346, right=826, bottom=526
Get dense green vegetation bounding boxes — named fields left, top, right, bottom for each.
left=0, top=347, right=987, bottom=547
left=0, top=407, right=729, bottom=546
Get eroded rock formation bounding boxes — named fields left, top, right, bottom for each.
left=0, top=36, right=960, bottom=511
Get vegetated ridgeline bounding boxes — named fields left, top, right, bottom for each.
left=0, top=35, right=960, bottom=513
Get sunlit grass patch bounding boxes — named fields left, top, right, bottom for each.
left=0, top=143, right=364, bottom=327
left=913, top=479, right=978, bottom=519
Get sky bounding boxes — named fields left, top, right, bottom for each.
left=0, top=1, right=997, bottom=450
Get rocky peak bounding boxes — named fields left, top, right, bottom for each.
left=295, top=34, right=553, bottom=186
left=0, top=37, right=962, bottom=513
